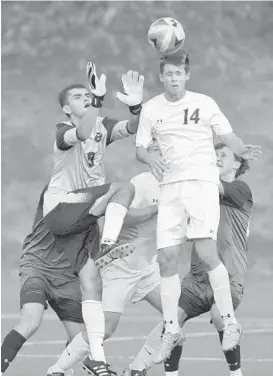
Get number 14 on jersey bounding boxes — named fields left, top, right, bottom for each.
left=183, top=108, right=200, bottom=124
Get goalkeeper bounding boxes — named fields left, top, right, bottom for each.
left=44, top=63, right=144, bottom=376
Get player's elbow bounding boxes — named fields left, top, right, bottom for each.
left=76, top=128, right=89, bottom=142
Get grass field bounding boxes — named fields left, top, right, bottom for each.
left=2, top=277, right=273, bottom=376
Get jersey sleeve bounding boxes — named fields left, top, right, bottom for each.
left=208, top=98, right=233, bottom=136
left=129, top=175, right=146, bottom=208
left=136, top=106, right=153, bottom=149
left=102, top=117, right=131, bottom=145
left=56, top=123, right=80, bottom=150
left=221, top=180, right=252, bottom=209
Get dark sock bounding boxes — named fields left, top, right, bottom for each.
left=218, top=330, right=241, bottom=371
left=164, top=344, right=183, bottom=372
left=1, top=330, right=27, bottom=372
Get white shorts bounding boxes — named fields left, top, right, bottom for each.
left=157, top=180, right=220, bottom=249
left=101, top=260, right=160, bottom=313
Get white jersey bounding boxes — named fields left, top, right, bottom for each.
left=116, top=172, right=160, bottom=271
left=44, top=117, right=131, bottom=214
left=136, top=91, right=233, bottom=185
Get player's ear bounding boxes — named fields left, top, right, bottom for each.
left=185, top=70, right=190, bottom=81
left=233, top=160, right=241, bottom=171
left=63, top=105, right=72, bottom=116
left=159, top=73, right=164, bottom=83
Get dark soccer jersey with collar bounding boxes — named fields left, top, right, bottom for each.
left=20, top=187, right=77, bottom=285
left=190, top=180, right=253, bottom=285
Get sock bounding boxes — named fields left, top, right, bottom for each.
left=1, top=330, right=26, bottom=372
left=160, top=275, right=181, bottom=334
left=218, top=331, right=241, bottom=373
left=208, top=263, right=236, bottom=326
left=165, top=372, right=179, bottom=376
left=130, top=322, right=163, bottom=370
left=164, top=344, right=183, bottom=373
left=48, top=332, right=89, bottom=373
left=230, top=370, right=242, bottom=376
left=82, top=300, right=106, bottom=362
left=101, top=203, right=128, bottom=243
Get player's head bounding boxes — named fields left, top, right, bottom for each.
left=147, top=138, right=162, bottom=158
left=58, top=84, right=92, bottom=119
left=215, top=143, right=249, bottom=180
left=159, top=50, right=190, bottom=97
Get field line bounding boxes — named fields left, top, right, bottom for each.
left=17, top=354, right=273, bottom=362
left=21, top=328, right=273, bottom=347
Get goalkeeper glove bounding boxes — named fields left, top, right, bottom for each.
left=116, top=70, right=144, bottom=115
left=86, top=62, right=107, bottom=108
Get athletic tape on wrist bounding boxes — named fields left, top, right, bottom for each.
left=129, top=103, right=142, bottom=115
left=92, top=95, right=105, bottom=108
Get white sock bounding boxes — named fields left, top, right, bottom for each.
left=82, top=300, right=106, bottom=362
left=48, top=332, right=89, bottom=372
left=130, top=322, right=163, bottom=370
left=230, top=369, right=242, bottom=376
left=101, top=203, right=128, bottom=243
left=160, top=275, right=181, bottom=334
left=208, top=263, right=236, bottom=326
left=166, top=372, right=179, bottom=376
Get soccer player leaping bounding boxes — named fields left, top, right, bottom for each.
left=124, top=142, right=252, bottom=376
left=43, top=63, right=144, bottom=375
left=135, top=51, right=261, bottom=362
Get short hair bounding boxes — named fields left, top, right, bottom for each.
left=215, top=142, right=250, bottom=178
left=159, top=50, right=190, bottom=74
left=58, top=84, right=87, bottom=108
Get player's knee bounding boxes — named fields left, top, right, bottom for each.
left=17, top=310, right=43, bottom=338
left=104, top=312, right=120, bottom=339
left=194, top=238, right=220, bottom=271
left=111, top=182, right=135, bottom=206
left=157, top=249, right=178, bottom=273
left=79, top=260, right=102, bottom=296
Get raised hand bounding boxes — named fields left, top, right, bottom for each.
left=86, top=62, right=106, bottom=106
left=116, top=70, right=144, bottom=114
left=240, top=145, right=262, bottom=161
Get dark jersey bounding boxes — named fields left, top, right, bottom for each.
left=190, top=180, right=253, bottom=285
left=20, top=187, right=78, bottom=286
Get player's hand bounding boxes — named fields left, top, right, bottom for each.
left=148, top=154, right=166, bottom=182
left=116, top=70, right=144, bottom=114
left=240, top=145, right=262, bottom=161
left=86, top=62, right=107, bottom=98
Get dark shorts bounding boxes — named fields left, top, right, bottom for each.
left=20, top=268, right=83, bottom=323
left=43, top=184, right=110, bottom=274
left=179, top=273, right=244, bottom=319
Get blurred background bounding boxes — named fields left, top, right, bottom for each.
left=1, top=2, right=273, bottom=375
left=2, top=1, right=273, bottom=279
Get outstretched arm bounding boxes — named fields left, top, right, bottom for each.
left=220, top=132, right=262, bottom=161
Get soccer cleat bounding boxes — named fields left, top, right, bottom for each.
left=122, top=368, right=147, bottom=376
left=222, top=322, right=242, bottom=352
left=153, top=329, right=185, bottom=364
left=47, top=367, right=75, bottom=376
left=94, top=241, right=135, bottom=268
left=65, top=369, right=76, bottom=376
left=82, top=358, right=117, bottom=376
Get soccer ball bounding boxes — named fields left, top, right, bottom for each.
left=147, top=17, right=185, bottom=56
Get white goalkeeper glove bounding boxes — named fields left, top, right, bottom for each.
left=86, top=62, right=107, bottom=108
left=116, top=70, right=144, bottom=115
